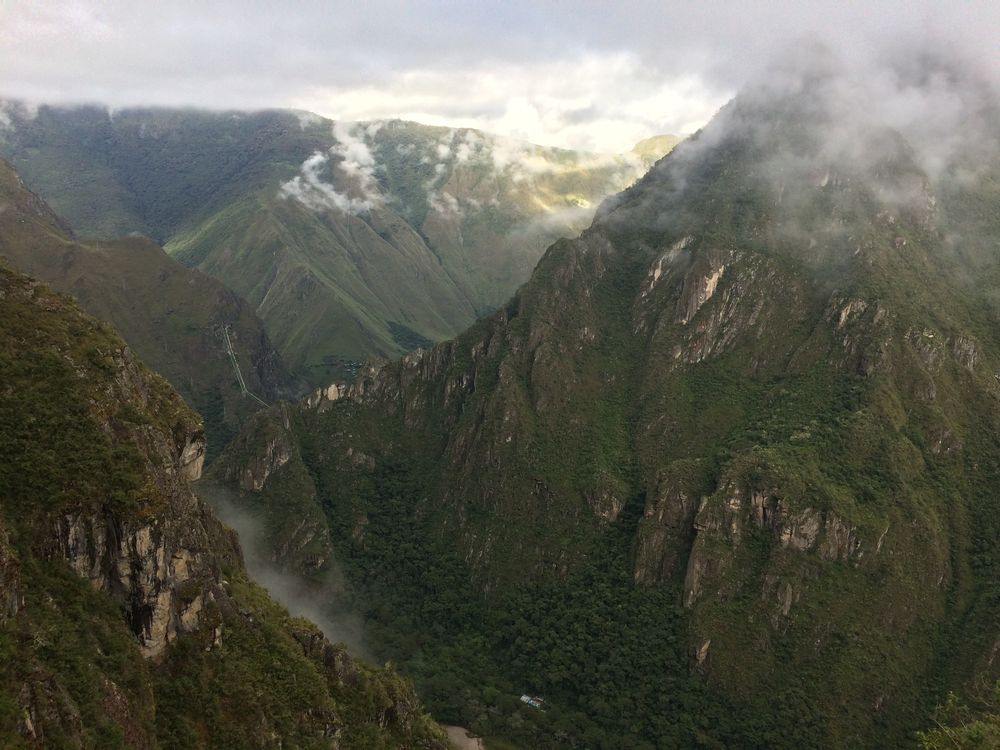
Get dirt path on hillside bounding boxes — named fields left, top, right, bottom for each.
left=444, top=725, right=485, bottom=750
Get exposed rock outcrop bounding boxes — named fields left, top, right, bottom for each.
left=682, top=483, right=873, bottom=609
left=178, top=434, right=206, bottom=481
left=0, top=261, right=448, bottom=748
left=218, top=403, right=298, bottom=492
left=677, top=257, right=727, bottom=325
left=634, top=467, right=700, bottom=584
left=54, top=508, right=230, bottom=658
left=304, top=382, right=346, bottom=410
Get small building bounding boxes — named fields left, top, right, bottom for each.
left=519, top=694, right=545, bottom=710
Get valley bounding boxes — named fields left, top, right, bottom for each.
left=0, top=259, right=447, bottom=748
left=0, top=159, right=296, bottom=459
left=0, top=102, right=675, bottom=384
left=204, top=52, right=1000, bottom=748
left=3, top=5, right=1000, bottom=748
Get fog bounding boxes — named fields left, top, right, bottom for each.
left=198, top=482, right=372, bottom=660
left=595, top=38, right=1000, bottom=254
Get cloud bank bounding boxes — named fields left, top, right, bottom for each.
left=4, top=1, right=1000, bottom=152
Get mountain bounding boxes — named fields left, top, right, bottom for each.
left=630, top=134, right=682, bottom=163
left=0, top=102, right=676, bottom=383
left=0, top=261, right=446, bottom=748
left=0, top=159, right=297, bottom=459
left=209, top=53, right=1000, bottom=747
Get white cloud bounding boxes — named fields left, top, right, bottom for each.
left=0, top=99, right=39, bottom=129
left=428, top=190, right=462, bottom=217
left=454, top=131, right=484, bottom=163
left=330, top=121, right=380, bottom=195
left=293, top=110, right=322, bottom=130
left=279, top=152, right=369, bottom=214
left=279, top=123, right=385, bottom=215
left=419, top=127, right=650, bottom=222
left=293, top=52, right=726, bottom=152
left=2, top=2, right=999, bottom=153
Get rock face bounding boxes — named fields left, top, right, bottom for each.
left=0, top=264, right=232, bottom=638
left=0, top=264, right=447, bottom=748
left=681, top=483, right=872, bottom=609
left=304, top=382, right=346, bottom=410
left=633, top=466, right=701, bottom=584
left=178, top=434, right=207, bottom=481
left=678, top=259, right=726, bottom=325
left=15, top=320, right=236, bottom=659
left=218, top=403, right=297, bottom=492
left=204, top=402, right=335, bottom=575
left=54, top=509, right=227, bottom=659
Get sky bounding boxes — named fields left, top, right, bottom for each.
left=1, top=0, right=999, bottom=153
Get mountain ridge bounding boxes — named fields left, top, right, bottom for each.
left=209, top=53, right=1000, bottom=747
left=0, top=158, right=299, bottom=458
left=0, top=101, right=678, bottom=382
left=0, top=259, right=447, bottom=747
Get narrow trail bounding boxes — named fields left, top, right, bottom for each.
left=222, top=325, right=269, bottom=408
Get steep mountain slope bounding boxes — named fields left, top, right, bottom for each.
left=211, top=56, right=1000, bottom=747
left=0, top=261, right=446, bottom=748
left=0, top=159, right=296, bottom=458
left=0, top=103, right=675, bottom=382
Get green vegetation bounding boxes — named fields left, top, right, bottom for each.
left=14, top=59, right=1000, bottom=749
left=0, top=262, right=446, bottom=747
left=289, top=459, right=746, bottom=749
left=207, top=69, right=1000, bottom=748
left=0, top=158, right=296, bottom=461
left=0, top=103, right=677, bottom=382
left=153, top=574, right=445, bottom=750
left=918, top=686, right=1000, bottom=749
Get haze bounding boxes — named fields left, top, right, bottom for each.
left=2, top=0, right=999, bottom=152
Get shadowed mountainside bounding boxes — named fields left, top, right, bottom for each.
left=0, top=159, right=299, bottom=458
left=210, top=51, right=1000, bottom=747
left=0, top=260, right=447, bottom=748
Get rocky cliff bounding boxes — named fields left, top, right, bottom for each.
left=0, top=263, right=446, bottom=748
left=211, top=52, right=1000, bottom=748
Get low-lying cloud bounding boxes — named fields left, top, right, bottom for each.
left=203, top=484, right=370, bottom=659
left=601, top=40, right=1000, bottom=270
left=283, top=121, right=650, bottom=223
left=280, top=122, right=384, bottom=214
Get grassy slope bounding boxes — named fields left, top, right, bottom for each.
left=166, top=188, right=477, bottom=376
left=1, top=104, right=676, bottom=383
left=0, top=159, right=296, bottom=459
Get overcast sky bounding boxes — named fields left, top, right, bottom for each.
left=1, top=1, right=998, bottom=152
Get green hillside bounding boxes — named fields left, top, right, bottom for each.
left=209, top=56, right=1000, bottom=747
left=0, top=103, right=676, bottom=383
left=0, top=260, right=447, bottom=748
left=0, top=159, right=297, bottom=459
